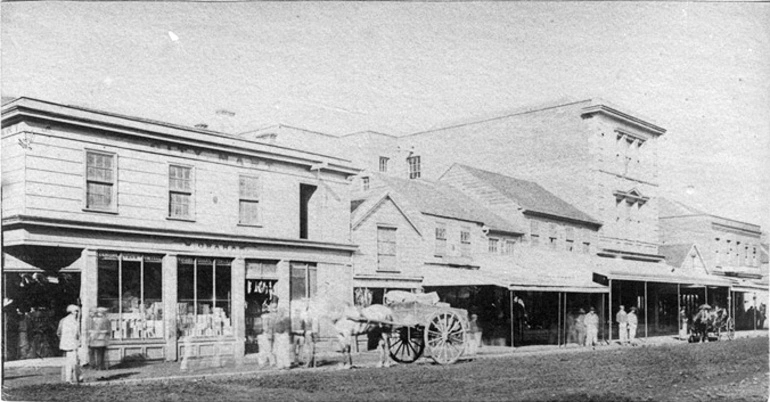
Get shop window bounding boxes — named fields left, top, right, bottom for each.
left=290, top=262, right=317, bottom=300
left=97, top=252, right=164, bottom=340
left=460, top=228, right=471, bottom=257
left=435, top=224, right=447, bottom=257
left=379, top=157, right=389, bottom=173
left=488, top=238, right=499, bottom=254
left=504, top=240, right=516, bottom=255
left=407, top=156, right=421, bottom=179
left=169, top=165, right=194, bottom=220
left=245, top=260, right=279, bottom=354
left=85, top=150, right=117, bottom=212
left=362, top=177, right=370, bottom=191
left=239, top=175, right=261, bottom=225
left=177, top=257, right=232, bottom=337
left=377, top=226, right=398, bottom=271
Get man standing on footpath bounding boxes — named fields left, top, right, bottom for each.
left=627, top=307, right=639, bottom=345
left=616, top=305, right=628, bottom=346
left=57, top=304, right=82, bottom=384
left=584, top=306, right=599, bottom=349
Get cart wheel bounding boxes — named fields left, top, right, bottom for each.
left=726, top=318, right=736, bottom=341
left=425, top=310, right=467, bottom=365
left=388, top=327, right=425, bottom=363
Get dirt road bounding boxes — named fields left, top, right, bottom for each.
left=3, top=337, right=767, bottom=401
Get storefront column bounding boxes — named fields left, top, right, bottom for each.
left=608, top=279, right=613, bottom=342
left=163, top=254, right=178, bottom=362
left=644, top=282, right=648, bottom=339
left=80, top=249, right=98, bottom=365
left=276, top=260, right=291, bottom=312
left=231, top=257, right=245, bottom=364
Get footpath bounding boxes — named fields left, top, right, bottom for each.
left=3, top=330, right=766, bottom=389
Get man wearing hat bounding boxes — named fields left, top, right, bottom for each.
left=57, top=304, right=82, bottom=384
left=584, top=306, right=599, bottom=349
left=616, top=305, right=628, bottom=345
left=575, top=308, right=587, bottom=347
left=88, top=307, right=111, bottom=370
left=627, top=307, right=639, bottom=345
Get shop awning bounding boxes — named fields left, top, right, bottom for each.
left=2, top=253, right=44, bottom=273
left=728, top=278, right=769, bottom=294
left=353, top=273, right=423, bottom=289
left=423, top=248, right=608, bottom=294
left=594, top=257, right=734, bottom=287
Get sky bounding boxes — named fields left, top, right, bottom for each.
left=2, top=2, right=769, bottom=231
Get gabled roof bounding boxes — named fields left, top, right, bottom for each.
left=376, top=174, right=521, bottom=234
left=351, top=190, right=423, bottom=236
left=452, top=164, right=601, bottom=226
left=659, top=243, right=697, bottom=269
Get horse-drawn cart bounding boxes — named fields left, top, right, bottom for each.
left=378, top=291, right=470, bottom=365
left=688, top=305, right=736, bottom=343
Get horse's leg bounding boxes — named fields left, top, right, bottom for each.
left=380, top=327, right=392, bottom=368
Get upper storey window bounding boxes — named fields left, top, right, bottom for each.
left=615, top=130, right=645, bottom=177
left=85, top=150, right=117, bottom=212
left=379, top=157, right=389, bottom=173
left=239, top=175, right=261, bottom=225
left=407, top=156, right=421, bottom=179
left=169, top=165, right=194, bottom=220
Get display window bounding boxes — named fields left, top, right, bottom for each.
left=177, top=257, right=233, bottom=338
left=97, top=252, right=164, bottom=340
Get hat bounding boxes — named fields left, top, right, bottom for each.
left=96, top=307, right=110, bottom=313
left=589, top=307, right=596, bottom=312
left=66, top=304, right=80, bottom=313
left=630, top=307, right=638, bottom=312
left=578, top=308, right=586, bottom=314
left=619, top=305, right=625, bottom=309
left=698, top=304, right=712, bottom=310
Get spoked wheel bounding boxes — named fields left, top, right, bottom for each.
left=388, top=326, right=425, bottom=363
left=425, top=310, right=467, bottom=365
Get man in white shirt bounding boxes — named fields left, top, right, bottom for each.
left=57, top=304, right=82, bottom=384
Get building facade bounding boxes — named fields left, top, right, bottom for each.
left=1, top=98, right=359, bottom=363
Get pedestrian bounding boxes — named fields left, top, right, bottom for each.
left=88, top=307, right=111, bottom=370
left=57, top=304, right=82, bottom=384
left=679, top=307, right=688, bottom=340
left=273, top=307, right=293, bottom=369
left=616, top=305, right=628, bottom=345
left=627, top=307, right=639, bottom=345
left=575, top=309, right=587, bottom=347
left=584, top=307, right=599, bottom=349
left=758, top=303, right=766, bottom=329
left=467, top=313, right=482, bottom=356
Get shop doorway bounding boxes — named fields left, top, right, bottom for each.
left=3, top=272, right=80, bottom=361
left=244, top=260, right=279, bottom=355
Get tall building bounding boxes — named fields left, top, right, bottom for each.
left=2, top=98, right=359, bottom=363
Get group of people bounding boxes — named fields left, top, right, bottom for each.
left=566, top=306, right=601, bottom=348
left=615, top=305, right=639, bottom=345
left=250, top=298, right=317, bottom=370
left=55, top=305, right=112, bottom=384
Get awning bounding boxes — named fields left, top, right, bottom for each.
left=595, top=257, right=734, bottom=287
left=422, top=248, right=608, bottom=294
left=353, top=273, right=423, bottom=289
left=728, top=278, right=769, bottom=294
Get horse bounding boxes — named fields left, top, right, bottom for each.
left=691, top=306, right=715, bottom=343
left=294, top=297, right=395, bottom=369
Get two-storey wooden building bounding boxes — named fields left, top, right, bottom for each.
left=1, top=98, right=359, bottom=363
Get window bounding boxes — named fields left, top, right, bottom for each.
left=460, top=229, right=471, bottom=257
left=169, top=165, right=193, bottom=219
left=97, top=252, right=163, bottom=339
left=379, top=157, right=389, bottom=173
left=435, top=224, right=447, bottom=256
left=362, top=177, right=370, bottom=191
left=85, top=151, right=116, bottom=211
left=299, top=184, right=317, bottom=239
left=504, top=240, right=516, bottom=255
left=377, top=226, right=397, bottom=271
left=290, top=262, right=317, bottom=300
left=548, top=223, right=558, bottom=249
left=566, top=227, right=575, bottom=252
left=488, top=238, right=499, bottom=253
left=407, top=156, right=421, bottom=179
left=753, top=247, right=758, bottom=266
left=239, top=175, right=260, bottom=225
left=582, top=242, right=590, bottom=254
left=177, top=257, right=232, bottom=337
left=530, top=221, right=540, bottom=246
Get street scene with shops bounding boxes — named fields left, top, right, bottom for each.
left=2, top=2, right=769, bottom=402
